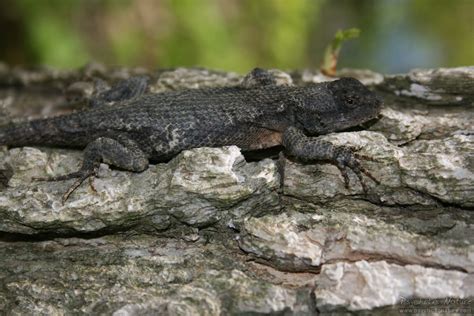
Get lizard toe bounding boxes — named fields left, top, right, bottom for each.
left=61, top=169, right=97, bottom=203
left=33, top=169, right=98, bottom=203
left=33, top=171, right=84, bottom=182
left=334, top=147, right=379, bottom=192
left=335, top=162, right=351, bottom=189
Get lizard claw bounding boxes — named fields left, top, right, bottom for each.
left=335, top=164, right=351, bottom=189
left=61, top=173, right=92, bottom=203
left=33, top=171, right=84, bottom=182
left=354, top=152, right=377, bottom=162
left=334, top=147, right=379, bottom=192
left=33, top=169, right=97, bottom=203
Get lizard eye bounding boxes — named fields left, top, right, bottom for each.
left=344, top=94, right=359, bottom=107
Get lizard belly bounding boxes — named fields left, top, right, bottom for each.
left=245, top=129, right=283, bottom=150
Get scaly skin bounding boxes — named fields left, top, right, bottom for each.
left=0, top=68, right=382, bottom=201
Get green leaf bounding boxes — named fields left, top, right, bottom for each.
left=321, top=28, right=360, bottom=76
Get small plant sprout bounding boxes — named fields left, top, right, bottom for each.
left=321, top=28, right=360, bottom=76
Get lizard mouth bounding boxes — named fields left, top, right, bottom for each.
left=360, top=116, right=381, bottom=129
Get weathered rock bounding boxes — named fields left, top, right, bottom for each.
left=282, top=131, right=473, bottom=208
left=239, top=210, right=474, bottom=273
left=0, top=65, right=473, bottom=314
left=371, top=106, right=474, bottom=145
left=380, top=67, right=474, bottom=105
left=112, top=269, right=311, bottom=316
left=296, top=68, right=384, bottom=86
left=0, top=145, right=279, bottom=235
left=152, top=67, right=242, bottom=92
left=315, top=260, right=474, bottom=311
left=0, top=236, right=315, bottom=315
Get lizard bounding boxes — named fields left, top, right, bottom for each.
left=0, top=68, right=382, bottom=202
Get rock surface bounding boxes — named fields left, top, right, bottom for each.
left=0, top=146, right=279, bottom=235
left=0, top=65, right=473, bottom=314
left=316, top=260, right=474, bottom=311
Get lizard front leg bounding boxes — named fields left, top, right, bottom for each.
left=283, top=126, right=378, bottom=192
left=36, top=136, right=149, bottom=202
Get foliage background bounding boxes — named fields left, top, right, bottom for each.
left=1, top=0, right=472, bottom=73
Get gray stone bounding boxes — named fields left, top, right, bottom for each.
left=239, top=210, right=474, bottom=273
left=0, top=145, right=279, bottom=234
left=0, top=236, right=314, bottom=315
left=315, top=261, right=474, bottom=311
left=151, top=67, right=242, bottom=93
left=381, top=67, right=474, bottom=105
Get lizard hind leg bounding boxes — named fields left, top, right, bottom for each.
left=89, top=76, right=149, bottom=107
left=242, top=68, right=278, bottom=87
left=241, top=68, right=293, bottom=88
left=35, top=136, right=149, bottom=203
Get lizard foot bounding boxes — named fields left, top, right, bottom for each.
left=333, top=146, right=379, bottom=193
left=282, top=126, right=380, bottom=194
left=33, top=168, right=97, bottom=203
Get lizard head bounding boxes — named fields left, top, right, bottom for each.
left=294, top=77, right=382, bottom=135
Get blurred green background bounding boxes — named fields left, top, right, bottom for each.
left=1, top=0, right=472, bottom=73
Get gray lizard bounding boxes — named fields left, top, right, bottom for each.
left=0, top=68, right=382, bottom=201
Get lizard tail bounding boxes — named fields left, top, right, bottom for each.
left=0, top=120, right=45, bottom=147
left=0, top=118, right=74, bottom=147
